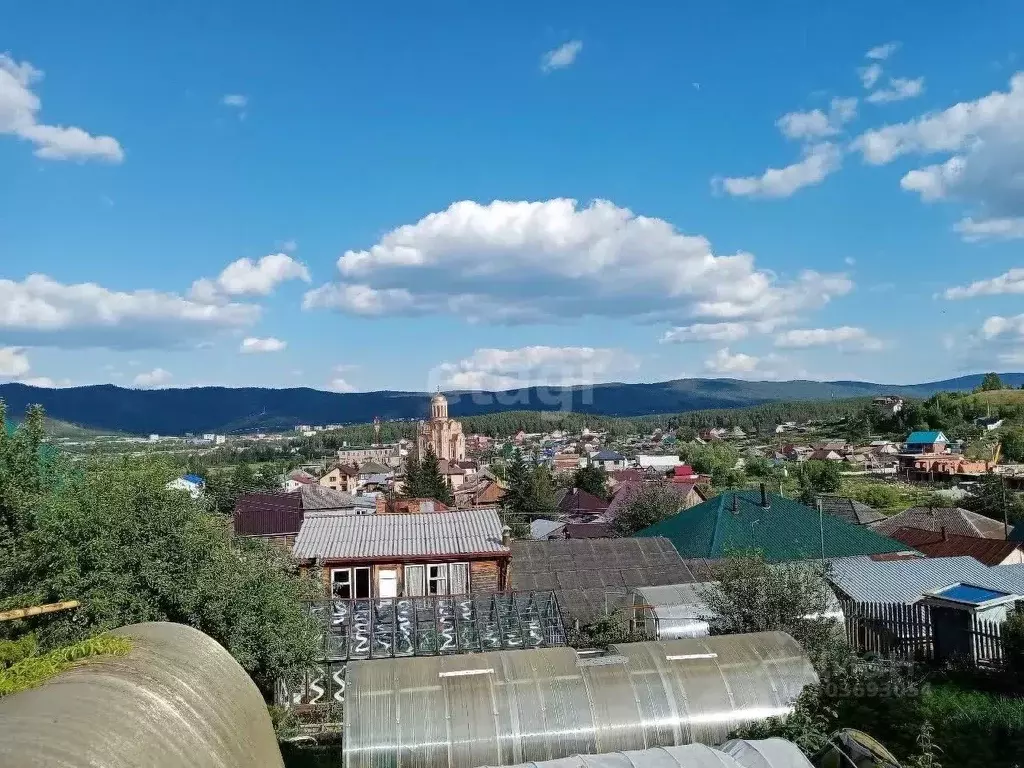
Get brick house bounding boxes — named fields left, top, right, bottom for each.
left=318, top=464, right=358, bottom=493
left=292, top=509, right=511, bottom=599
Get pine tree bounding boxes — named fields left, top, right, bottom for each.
left=413, top=447, right=454, bottom=505
left=402, top=452, right=424, bottom=498
left=499, top=450, right=532, bottom=539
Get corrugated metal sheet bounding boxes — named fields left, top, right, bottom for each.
left=233, top=492, right=303, bottom=536
left=870, top=506, right=1009, bottom=539
left=343, top=632, right=817, bottom=768
left=828, top=555, right=1024, bottom=603
left=889, top=526, right=1022, bottom=565
left=293, top=509, right=509, bottom=560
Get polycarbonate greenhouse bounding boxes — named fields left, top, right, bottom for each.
left=632, top=582, right=846, bottom=640
left=483, top=740, right=814, bottom=768
left=343, top=631, right=817, bottom=768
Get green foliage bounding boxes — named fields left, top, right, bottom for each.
left=612, top=482, right=686, bottom=536
left=962, top=475, right=1024, bottom=529
left=1002, top=607, right=1024, bottom=679
left=564, top=611, right=649, bottom=648
left=0, top=634, right=132, bottom=697
left=0, top=634, right=38, bottom=667
left=906, top=721, right=942, bottom=768
left=976, top=372, right=1005, bottom=392
left=698, top=551, right=846, bottom=669
left=1003, top=427, right=1024, bottom=463
left=733, top=684, right=835, bottom=756
left=680, top=442, right=746, bottom=489
left=572, top=464, right=608, bottom=499
left=0, top=405, right=322, bottom=697
left=796, top=460, right=842, bottom=505
left=499, top=450, right=556, bottom=538
left=403, top=447, right=453, bottom=505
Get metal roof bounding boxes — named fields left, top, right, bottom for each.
left=488, top=740, right=814, bottom=768
left=292, top=509, right=509, bottom=560
left=906, top=431, right=947, bottom=443
left=888, top=526, right=1022, bottom=565
left=828, top=555, right=1024, bottom=603
left=870, top=506, right=1010, bottom=539
left=298, top=485, right=374, bottom=511
left=636, top=490, right=911, bottom=562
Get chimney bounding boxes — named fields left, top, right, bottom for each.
left=375, top=495, right=387, bottom=515
left=731, top=494, right=739, bottom=514
left=502, top=525, right=513, bottom=546
left=760, top=483, right=770, bottom=509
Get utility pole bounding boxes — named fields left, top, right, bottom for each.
left=1003, top=475, right=1010, bottom=540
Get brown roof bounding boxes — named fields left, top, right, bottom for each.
left=610, top=469, right=645, bottom=483
left=563, top=522, right=616, bottom=539
left=818, top=496, right=886, bottom=526
left=870, top=506, right=1011, bottom=539
left=557, top=488, right=608, bottom=518
left=888, top=526, right=1022, bottom=566
left=233, top=492, right=303, bottom=536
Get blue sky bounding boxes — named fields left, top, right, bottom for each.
left=2, top=1, right=1024, bottom=393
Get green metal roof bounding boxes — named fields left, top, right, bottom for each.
left=634, top=489, right=911, bottom=562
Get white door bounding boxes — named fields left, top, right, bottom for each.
left=378, top=569, right=398, bottom=598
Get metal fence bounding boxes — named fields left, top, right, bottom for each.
left=276, top=591, right=568, bottom=719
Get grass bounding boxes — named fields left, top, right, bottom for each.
left=924, top=682, right=1024, bottom=726
left=839, top=476, right=949, bottom=514
left=0, top=634, right=132, bottom=697
left=970, top=389, right=1024, bottom=406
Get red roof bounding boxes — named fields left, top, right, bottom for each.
left=674, top=465, right=695, bottom=477
left=888, top=526, right=1022, bottom=566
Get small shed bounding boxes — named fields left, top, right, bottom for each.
left=917, top=582, right=1020, bottom=663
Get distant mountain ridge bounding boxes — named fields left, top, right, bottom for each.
left=2, top=373, right=1023, bottom=436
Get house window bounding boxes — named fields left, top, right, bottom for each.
left=449, top=562, right=469, bottom=595
left=331, top=568, right=351, bottom=599
left=405, top=565, right=425, bottom=597
left=354, top=566, right=371, bottom=599
left=427, top=564, right=448, bottom=595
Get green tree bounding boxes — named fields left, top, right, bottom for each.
left=612, top=482, right=685, bottom=536
left=1002, top=427, right=1024, bottom=464
left=845, top=407, right=873, bottom=444
left=572, top=464, right=608, bottom=499
left=976, top=372, right=1004, bottom=392
left=401, top=451, right=424, bottom=497
left=698, top=550, right=846, bottom=670
left=499, top=450, right=532, bottom=538
left=0, top=407, right=321, bottom=697
left=796, top=460, right=842, bottom=506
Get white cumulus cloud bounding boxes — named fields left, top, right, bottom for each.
left=0, top=347, right=31, bottom=378
left=776, top=98, right=858, bottom=140
left=240, top=336, right=287, bottom=353
left=944, top=268, right=1024, bottom=299
left=774, top=326, right=884, bottom=351
left=304, top=199, right=851, bottom=327
left=326, top=378, right=356, bottom=393
left=660, top=323, right=752, bottom=344
left=866, top=42, right=901, bottom=61
left=431, top=346, right=635, bottom=391
left=717, top=143, right=843, bottom=199
left=541, top=40, right=583, bottom=73
left=703, top=348, right=783, bottom=378
left=0, top=53, right=124, bottom=162
left=854, top=72, right=1024, bottom=230
left=859, top=63, right=884, bottom=89
left=133, top=368, right=172, bottom=388
left=190, top=253, right=311, bottom=303
left=0, top=274, right=260, bottom=349
left=222, top=94, right=248, bottom=108
left=867, top=76, right=925, bottom=104
left=954, top=216, right=1024, bottom=242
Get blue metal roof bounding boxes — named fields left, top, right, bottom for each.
left=182, top=474, right=205, bottom=484
left=593, top=449, right=625, bottom=461
left=906, top=431, right=947, bottom=444
left=934, top=583, right=1013, bottom=605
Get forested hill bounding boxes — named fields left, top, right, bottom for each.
left=1, top=373, right=1022, bottom=436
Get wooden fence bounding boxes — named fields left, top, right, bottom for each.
left=840, top=599, right=1005, bottom=665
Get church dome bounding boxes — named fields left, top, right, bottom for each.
left=431, top=392, right=447, bottom=404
